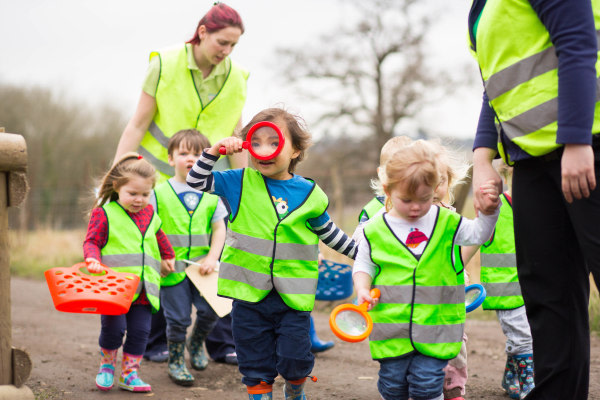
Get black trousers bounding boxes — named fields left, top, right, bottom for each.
left=512, top=145, right=600, bottom=399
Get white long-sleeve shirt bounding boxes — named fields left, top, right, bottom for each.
left=353, top=203, right=500, bottom=278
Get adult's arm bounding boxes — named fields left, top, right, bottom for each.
left=113, top=91, right=157, bottom=164
left=472, top=94, right=503, bottom=213
left=530, top=0, right=597, bottom=202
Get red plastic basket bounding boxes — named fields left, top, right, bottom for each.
left=44, top=262, right=140, bottom=315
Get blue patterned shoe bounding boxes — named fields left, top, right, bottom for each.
left=501, top=356, right=520, bottom=399
left=284, top=378, right=307, bottom=400
left=515, top=354, right=535, bottom=399
left=95, top=347, right=118, bottom=391
left=247, top=382, right=273, bottom=399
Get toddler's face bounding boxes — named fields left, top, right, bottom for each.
left=385, top=182, right=434, bottom=222
left=250, top=118, right=300, bottom=180
left=169, top=143, right=202, bottom=181
left=116, top=175, right=153, bottom=213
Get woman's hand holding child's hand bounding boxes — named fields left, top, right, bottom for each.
left=356, top=287, right=379, bottom=311
left=210, top=137, right=245, bottom=157
left=478, top=179, right=501, bottom=215
left=160, top=258, right=175, bottom=278
left=86, top=258, right=103, bottom=273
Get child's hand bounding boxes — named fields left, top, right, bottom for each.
left=355, top=287, right=379, bottom=311
left=318, top=253, right=324, bottom=265
left=85, top=258, right=103, bottom=273
left=477, top=179, right=501, bottom=215
left=199, top=257, right=219, bottom=275
left=209, top=137, right=245, bottom=157
left=160, top=258, right=175, bottom=277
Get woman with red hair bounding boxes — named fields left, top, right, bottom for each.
left=114, top=2, right=248, bottom=178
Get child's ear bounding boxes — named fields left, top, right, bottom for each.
left=291, top=147, right=301, bottom=160
left=168, top=154, right=175, bottom=167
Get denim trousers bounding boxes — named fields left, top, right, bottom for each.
left=377, top=353, right=447, bottom=400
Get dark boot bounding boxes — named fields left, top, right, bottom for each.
left=187, top=320, right=210, bottom=370
left=168, top=341, right=194, bottom=386
left=309, top=315, right=333, bottom=353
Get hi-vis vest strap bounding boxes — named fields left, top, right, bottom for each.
left=365, top=207, right=465, bottom=360
left=218, top=169, right=329, bottom=311
left=358, top=196, right=385, bottom=222
left=480, top=193, right=524, bottom=310
left=139, top=45, right=249, bottom=180
left=100, top=202, right=162, bottom=312
left=154, top=180, right=218, bottom=287
left=470, top=0, right=600, bottom=161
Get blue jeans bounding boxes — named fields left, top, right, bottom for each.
left=378, top=353, right=447, bottom=400
left=160, top=276, right=218, bottom=342
left=232, top=291, right=314, bottom=387
left=99, top=304, right=152, bottom=355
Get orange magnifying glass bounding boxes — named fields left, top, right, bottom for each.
left=329, top=288, right=381, bottom=343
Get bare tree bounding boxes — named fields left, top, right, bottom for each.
left=277, top=0, right=462, bottom=154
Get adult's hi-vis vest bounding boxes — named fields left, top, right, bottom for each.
left=218, top=169, right=329, bottom=311
left=139, top=44, right=249, bottom=180
left=100, top=202, right=162, bottom=312
left=364, top=207, right=465, bottom=360
left=154, top=181, right=219, bottom=287
left=480, top=193, right=524, bottom=310
left=469, top=0, right=600, bottom=163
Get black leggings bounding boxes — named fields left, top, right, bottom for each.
left=512, top=146, right=600, bottom=399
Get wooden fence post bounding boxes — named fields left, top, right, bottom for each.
left=0, top=128, right=34, bottom=399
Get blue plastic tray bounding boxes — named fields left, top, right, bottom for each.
left=315, top=260, right=353, bottom=301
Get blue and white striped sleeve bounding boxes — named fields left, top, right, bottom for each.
left=310, top=216, right=357, bottom=259
left=187, top=151, right=218, bottom=193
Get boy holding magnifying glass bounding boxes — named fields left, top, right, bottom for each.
left=187, top=107, right=357, bottom=400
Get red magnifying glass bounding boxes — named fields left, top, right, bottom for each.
left=329, top=288, right=381, bottom=343
left=219, top=121, right=285, bottom=161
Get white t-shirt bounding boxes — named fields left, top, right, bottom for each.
left=353, top=203, right=500, bottom=278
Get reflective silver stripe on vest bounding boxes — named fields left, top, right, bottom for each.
left=482, top=281, right=523, bottom=298
left=138, top=147, right=175, bottom=177
left=174, top=255, right=205, bottom=273
left=376, top=285, right=464, bottom=305
left=148, top=121, right=170, bottom=148
left=101, top=253, right=162, bottom=274
left=480, top=253, right=517, bottom=268
left=167, top=234, right=210, bottom=248
left=143, top=280, right=160, bottom=300
left=226, top=230, right=318, bottom=261
left=371, top=322, right=463, bottom=343
left=370, top=322, right=410, bottom=341
left=219, top=262, right=273, bottom=291
left=485, top=30, right=600, bottom=101
left=273, top=276, right=317, bottom=295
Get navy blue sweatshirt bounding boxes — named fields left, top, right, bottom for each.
left=471, top=0, right=598, bottom=161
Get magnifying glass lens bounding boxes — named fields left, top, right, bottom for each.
left=250, top=127, right=280, bottom=158
left=465, top=288, right=482, bottom=306
left=335, top=309, right=368, bottom=336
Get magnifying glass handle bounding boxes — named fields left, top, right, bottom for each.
left=219, top=141, right=249, bottom=155
left=357, top=288, right=381, bottom=312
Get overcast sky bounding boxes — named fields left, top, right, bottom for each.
left=0, top=0, right=481, bottom=140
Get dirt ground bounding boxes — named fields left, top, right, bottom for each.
left=9, top=277, right=600, bottom=399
